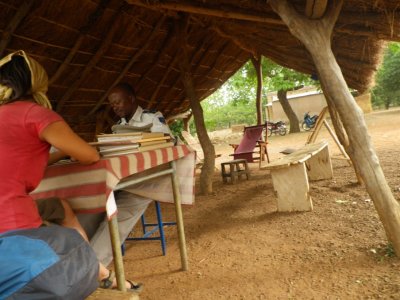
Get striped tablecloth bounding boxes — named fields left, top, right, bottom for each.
left=31, top=145, right=196, bottom=218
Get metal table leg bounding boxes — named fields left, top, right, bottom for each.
left=111, top=163, right=189, bottom=279
left=170, top=161, right=188, bottom=271
left=109, top=215, right=126, bottom=291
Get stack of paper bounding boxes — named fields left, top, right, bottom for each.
left=91, top=132, right=173, bottom=157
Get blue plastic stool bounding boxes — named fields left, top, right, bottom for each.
left=122, top=201, right=176, bottom=256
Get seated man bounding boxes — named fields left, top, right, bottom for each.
left=86, top=82, right=172, bottom=267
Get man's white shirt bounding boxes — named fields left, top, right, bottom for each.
left=119, top=105, right=171, bottom=135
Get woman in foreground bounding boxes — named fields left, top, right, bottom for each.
left=0, top=50, right=141, bottom=298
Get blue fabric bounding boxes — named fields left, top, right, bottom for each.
left=0, top=235, right=59, bottom=299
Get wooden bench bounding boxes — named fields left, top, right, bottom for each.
left=86, top=288, right=139, bottom=300
left=221, top=159, right=250, bottom=184
left=260, top=141, right=333, bottom=212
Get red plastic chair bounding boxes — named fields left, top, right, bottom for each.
left=230, top=124, right=270, bottom=164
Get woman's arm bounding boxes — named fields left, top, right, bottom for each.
left=47, top=149, right=68, bottom=165
left=40, top=120, right=100, bottom=165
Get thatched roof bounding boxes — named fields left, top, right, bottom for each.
left=1, top=0, right=399, bottom=140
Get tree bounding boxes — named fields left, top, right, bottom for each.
left=195, top=57, right=319, bottom=134
left=269, top=0, right=400, bottom=257
left=372, top=43, right=400, bottom=109
left=263, top=58, right=317, bottom=133
left=251, top=55, right=263, bottom=124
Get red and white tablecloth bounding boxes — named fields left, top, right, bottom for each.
left=31, top=145, right=196, bottom=218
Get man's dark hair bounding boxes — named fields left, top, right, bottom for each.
left=114, top=82, right=136, bottom=97
left=0, top=55, right=31, bottom=100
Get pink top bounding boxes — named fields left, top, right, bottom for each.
left=0, top=101, right=62, bottom=233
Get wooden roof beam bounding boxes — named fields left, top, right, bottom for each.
left=87, top=16, right=167, bottom=116
left=211, top=24, right=256, bottom=56
left=160, top=35, right=214, bottom=113
left=50, top=0, right=110, bottom=84
left=164, top=40, right=232, bottom=116
left=125, top=0, right=390, bottom=40
left=157, top=32, right=208, bottom=112
left=134, top=27, right=173, bottom=89
left=148, top=52, right=179, bottom=109
left=0, top=0, right=34, bottom=57
left=125, top=0, right=284, bottom=25
left=135, top=25, right=176, bottom=107
left=162, top=39, right=201, bottom=115
left=192, top=47, right=245, bottom=104
left=56, top=6, right=123, bottom=112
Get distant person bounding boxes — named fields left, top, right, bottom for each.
left=87, top=83, right=171, bottom=268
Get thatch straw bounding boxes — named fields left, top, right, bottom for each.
left=0, top=0, right=398, bottom=140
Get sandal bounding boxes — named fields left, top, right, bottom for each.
left=99, top=270, right=115, bottom=289
left=100, top=270, right=143, bottom=293
left=127, top=279, right=143, bottom=293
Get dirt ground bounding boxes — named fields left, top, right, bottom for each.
left=122, top=108, right=400, bottom=300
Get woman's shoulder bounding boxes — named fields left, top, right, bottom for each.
left=3, top=100, right=62, bottom=122
left=3, top=100, right=41, bottom=110
left=12, top=100, right=55, bottom=114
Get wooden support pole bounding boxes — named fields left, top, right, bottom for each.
left=281, top=90, right=302, bottom=133
left=268, top=0, right=400, bottom=255
left=305, top=0, right=328, bottom=19
left=322, top=120, right=351, bottom=165
left=251, top=55, right=263, bottom=125
left=323, top=82, right=363, bottom=182
left=307, top=107, right=328, bottom=144
left=176, top=16, right=216, bottom=195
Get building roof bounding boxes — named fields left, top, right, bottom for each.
left=1, top=0, right=399, bottom=139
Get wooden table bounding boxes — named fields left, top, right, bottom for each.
left=31, top=145, right=196, bottom=291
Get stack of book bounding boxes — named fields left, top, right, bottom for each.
left=91, top=132, right=173, bottom=157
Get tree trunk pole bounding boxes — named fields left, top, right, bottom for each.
left=176, top=17, right=216, bottom=195
left=251, top=55, right=263, bottom=125
left=182, top=112, right=192, bottom=133
left=277, top=89, right=301, bottom=133
left=269, top=0, right=400, bottom=255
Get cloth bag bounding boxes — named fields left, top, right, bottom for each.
left=0, top=225, right=99, bottom=299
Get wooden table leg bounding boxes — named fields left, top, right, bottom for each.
left=170, top=161, right=188, bottom=271
left=109, top=216, right=127, bottom=291
left=306, top=144, right=333, bottom=181
left=270, top=163, right=313, bottom=212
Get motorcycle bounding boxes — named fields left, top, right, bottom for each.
left=302, top=112, right=318, bottom=131
left=267, top=121, right=287, bottom=137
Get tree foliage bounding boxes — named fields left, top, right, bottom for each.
left=372, top=43, right=400, bottom=109
left=189, top=58, right=318, bottom=133
left=262, top=59, right=317, bottom=92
